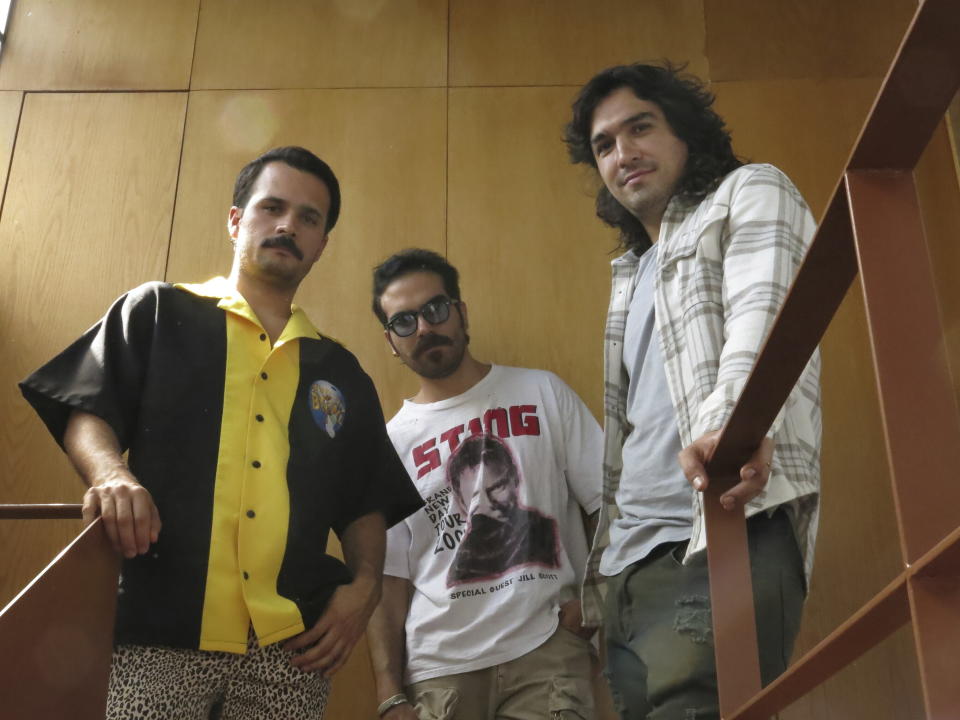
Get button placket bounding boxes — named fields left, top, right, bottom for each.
left=241, top=340, right=271, bottom=591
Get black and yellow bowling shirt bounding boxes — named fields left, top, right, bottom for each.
left=21, top=277, right=423, bottom=653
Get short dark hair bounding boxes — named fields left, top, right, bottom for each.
left=233, top=146, right=341, bottom=232
left=447, top=434, right=518, bottom=505
left=371, top=248, right=462, bottom=325
left=564, top=62, right=742, bottom=252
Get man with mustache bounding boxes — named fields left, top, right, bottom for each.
left=564, top=63, right=821, bottom=718
left=20, top=146, right=423, bottom=719
left=365, top=249, right=603, bottom=720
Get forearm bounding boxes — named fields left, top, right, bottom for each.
left=367, top=575, right=412, bottom=700
left=283, top=512, right=387, bottom=677
left=341, top=511, right=387, bottom=578
left=340, top=511, right=387, bottom=600
left=64, top=409, right=160, bottom=555
left=63, top=410, right=128, bottom=488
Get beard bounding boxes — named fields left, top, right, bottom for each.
left=405, top=332, right=467, bottom=379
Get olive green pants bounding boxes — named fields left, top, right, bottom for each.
left=603, top=509, right=806, bottom=720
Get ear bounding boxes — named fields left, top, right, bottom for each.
left=384, top=328, right=400, bottom=356
left=227, top=206, right=242, bottom=240
left=457, top=300, right=469, bottom=330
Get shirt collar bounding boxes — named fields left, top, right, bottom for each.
left=612, top=247, right=642, bottom=268
left=175, top=276, right=322, bottom=343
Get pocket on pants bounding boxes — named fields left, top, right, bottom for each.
left=548, top=676, right=591, bottom=719
left=412, top=687, right=459, bottom=720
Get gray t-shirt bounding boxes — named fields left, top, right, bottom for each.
left=600, top=247, right=693, bottom=576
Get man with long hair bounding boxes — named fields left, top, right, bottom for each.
left=565, top=63, right=822, bottom=718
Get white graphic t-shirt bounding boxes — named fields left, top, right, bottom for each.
left=385, top=365, right=602, bottom=684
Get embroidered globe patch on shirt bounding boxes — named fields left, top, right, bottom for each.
left=309, top=380, right=345, bottom=438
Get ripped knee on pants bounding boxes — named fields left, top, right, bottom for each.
left=673, top=595, right=712, bottom=645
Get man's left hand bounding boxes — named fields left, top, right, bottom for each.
left=678, top=431, right=774, bottom=511
left=558, top=598, right=596, bottom=640
left=285, top=575, right=380, bottom=678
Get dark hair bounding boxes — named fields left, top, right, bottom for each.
left=564, top=62, right=742, bottom=252
left=233, top=146, right=341, bottom=232
left=447, top=435, right=518, bottom=504
left=371, top=248, right=462, bottom=325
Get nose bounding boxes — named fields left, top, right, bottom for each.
left=474, top=485, right=493, bottom=516
left=615, top=134, right=637, bottom=167
left=275, top=210, right=297, bottom=236
left=415, top=312, right=434, bottom=336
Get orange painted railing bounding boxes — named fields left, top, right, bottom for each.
left=704, top=0, right=960, bottom=717
left=0, top=507, right=119, bottom=720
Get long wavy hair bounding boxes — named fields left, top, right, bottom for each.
left=564, top=62, right=742, bottom=253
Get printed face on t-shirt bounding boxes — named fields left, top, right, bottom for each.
left=457, top=460, right=519, bottom=523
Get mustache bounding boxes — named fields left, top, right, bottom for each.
left=414, top=333, right=452, bottom=356
left=261, top=234, right=304, bottom=261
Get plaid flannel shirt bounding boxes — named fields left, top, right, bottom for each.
left=582, top=164, right=822, bottom=625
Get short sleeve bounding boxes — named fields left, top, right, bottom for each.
left=549, top=373, right=603, bottom=514
left=383, top=520, right=413, bottom=579
left=19, top=284, right=159, bottom=451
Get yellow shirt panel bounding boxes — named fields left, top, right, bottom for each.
left=194, top=280, right=320, bottom=653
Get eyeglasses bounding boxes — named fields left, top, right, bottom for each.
left=385, top=296, right=459, bottom=337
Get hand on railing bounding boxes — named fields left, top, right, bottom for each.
left=678, top=431, right=774, bottom=511
left=82, top=471, right=162, bottom=559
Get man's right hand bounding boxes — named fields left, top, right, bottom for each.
left=82, top=470, right=161, bottom=558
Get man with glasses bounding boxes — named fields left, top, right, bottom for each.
left=366, top=248, right=602, bottom=720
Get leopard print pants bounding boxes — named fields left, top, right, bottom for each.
left=106, top=629, right=329, bottom=719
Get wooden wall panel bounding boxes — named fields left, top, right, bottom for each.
left=447, top=87, right=611, bottom=422
left=167, top=88, right=447, bottom=419
left=704, top=0, right=917, bottom=82
left=0, top=92, right=22, bottom=204
left=0, top=0, right=199, bottom=91
left=781, top=625, right=922, bottom=720
left=191, top=0, right=447, bottom=90
left=0, top=92, right=187, bottom=607
left=781, top=281, right=925, bottom=720
left=915, top=119, right=960, bottom=412
left=450, top=0, right=707, bottom=87
left=713, top=78, right=881, bottom=216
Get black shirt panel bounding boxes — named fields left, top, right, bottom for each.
left=279, top=338, right=424, bottom=627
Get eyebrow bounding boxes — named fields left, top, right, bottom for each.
left=259, top=195, right=324, bottom=222
left=389, top=294, right=449, bottom=319
left=591, top=111, right=657, bottom=148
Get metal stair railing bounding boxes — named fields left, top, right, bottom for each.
left=702, top=0, right=960, bottom=717
left=0, top=505, right=119, bottom=720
